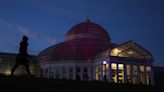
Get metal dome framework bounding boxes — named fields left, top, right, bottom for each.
left=37, top=20, right=111, bottom=62
left=65, top=20, right=111, bottom=42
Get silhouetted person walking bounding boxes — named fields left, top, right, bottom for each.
left=11, top=36, right=31, bottom=76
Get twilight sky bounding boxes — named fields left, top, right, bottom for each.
left=0, top=0, right=164, bottom=67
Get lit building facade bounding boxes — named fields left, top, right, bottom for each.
left=37, top=19, right=154, bottom=85
left=94, top=41, right=154, bottom=85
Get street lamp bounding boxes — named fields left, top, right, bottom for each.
left=103, top=61, right=107, bottom=64
left=103, top=61, right=107, bottom=81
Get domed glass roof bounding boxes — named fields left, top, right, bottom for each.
left=37, top=19, right=111, bottom=62
left=65, top=19, right=111, bottom=42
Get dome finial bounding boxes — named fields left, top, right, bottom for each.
left=86, top=16, right=91, bottom=23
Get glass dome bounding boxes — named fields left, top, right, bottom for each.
left=37, top=19, right=111, bottom=62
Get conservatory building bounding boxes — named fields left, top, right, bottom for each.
left=37, top=19, right=154, bottom=85
left=94, top=40, right=154, bottom=85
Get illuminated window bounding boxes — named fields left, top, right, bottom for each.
left=126, top=65, right=131, bottom=83
left=4, top=69, right=11, bottom=76
left=132, top=65, right=137, bottom=84
left=128, top=51, right=133, bottom=55
left=146, top=66, right=151, bottom=85
left=118, top=64, right=124, bottom=83
left=111, top=63, right=117, bottom=83
left=96, top=66, right=101, bottom=80
left=102, top=62, right=109, bottom=81
left=140, top=65, right=145, bottom=84
left=110, top=48, right=121, bottom=56
left=110, top=41, right=152, bottom=60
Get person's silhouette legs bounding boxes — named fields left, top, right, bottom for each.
left=25, top=63, right=31, bottom=76
left=11, top=62, right=19, bottom=76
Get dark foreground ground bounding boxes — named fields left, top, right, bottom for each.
left=0, top=75, right=163, bottom=92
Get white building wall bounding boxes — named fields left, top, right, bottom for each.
left=39, top=61, right=92, bottom=80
